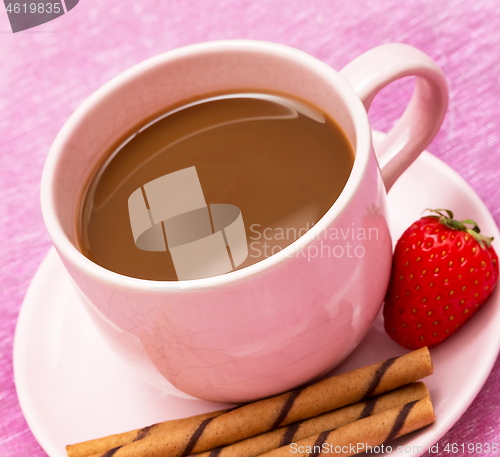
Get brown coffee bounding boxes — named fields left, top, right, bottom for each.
left=78, top=92, right=354, bottom=281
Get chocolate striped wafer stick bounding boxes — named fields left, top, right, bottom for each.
left=66, top=409, right=230, bottom=457
left=197, top=382, right=429, bottom=457
left=68, top=347, right=433, bottom=457
left=260, top=397, right=435, bottom=457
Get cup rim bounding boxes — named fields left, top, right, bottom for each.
left=40, top=39, right=373, bottom=290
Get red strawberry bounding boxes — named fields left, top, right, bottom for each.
left=384, top=209, right=499, bottom=349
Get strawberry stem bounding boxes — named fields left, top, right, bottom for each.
left=424, top=209, right=494, bottom=248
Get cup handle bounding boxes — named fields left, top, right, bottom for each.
left=339, top=43, right=449, bottom=191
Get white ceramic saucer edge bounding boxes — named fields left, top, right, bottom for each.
left=14, top=248, right=66, bottom=457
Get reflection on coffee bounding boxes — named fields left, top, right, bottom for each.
left=78, top=92, right=354, bottom=280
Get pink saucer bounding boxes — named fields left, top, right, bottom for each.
left=14, top=133, right=500, bottom=457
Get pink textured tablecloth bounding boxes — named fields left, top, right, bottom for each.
left=1, top=0, right=500, bottom=455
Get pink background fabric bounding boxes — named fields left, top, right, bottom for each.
left=1, top=0, right=500, bottom=455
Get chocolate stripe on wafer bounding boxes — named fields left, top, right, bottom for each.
left=176, top=408, right=242, bottom=457
left=208, top=448, right=223, bottom=457
left=181, top=417, right=215, bottom=457
left=133, top=425, right=154, bottom=442
left=385, top=400, right=418, bottom=442
left=281, top=421, right=302, bottom=446
left=358, top=397, right=377, bottom=419
left=271, top=387, right=304, bottom=429
left=102, top=447, right=122, bottom=457
left=363, top=357, right=398, bottom=398
left=309, top=431, right=330, bottom=457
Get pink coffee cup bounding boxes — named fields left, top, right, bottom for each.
left=41, top=41, right=448, bottom=403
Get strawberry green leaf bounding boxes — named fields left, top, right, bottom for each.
left=461, top=219, right=481, bottom=233
left=422, top=208, right=494, bottom=248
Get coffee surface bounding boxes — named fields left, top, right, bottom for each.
left=79, top=93, right=354, bottom=280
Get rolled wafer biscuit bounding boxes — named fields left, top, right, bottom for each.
left=260, top=397, right=435, bottom=457
left=72, top=348, right=432, bottom=457
left=197, top=382, right=429, bottom=457
left=66, top=409, right=230, bottom=457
